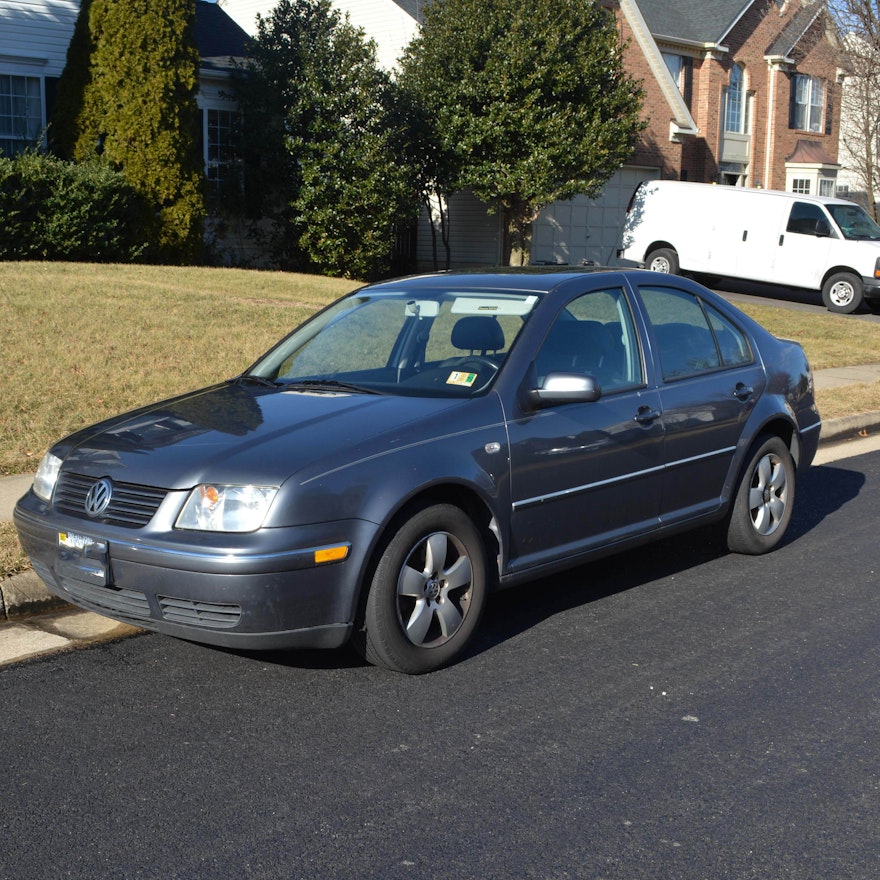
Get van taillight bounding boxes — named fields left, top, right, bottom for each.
left=875, top=258, right=880, bottom=279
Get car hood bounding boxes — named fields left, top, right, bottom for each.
left=56, top=383, right=495, bottom=490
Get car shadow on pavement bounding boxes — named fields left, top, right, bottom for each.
left=469, top=460, right=865, bottom=661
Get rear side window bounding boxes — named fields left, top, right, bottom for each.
left=639, top=286, right=752, bottom=380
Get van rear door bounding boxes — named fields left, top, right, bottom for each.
left=773, top=201, right=833, bottom=290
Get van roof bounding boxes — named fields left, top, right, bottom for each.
left=640, top=179, right=854, bottom=207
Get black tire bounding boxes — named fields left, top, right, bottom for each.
left=821, top=272, right=863, bottom=314
left=645, top=247, right=679, bottom=274
left=358, top=503, right=488, bottom=674
left=726, top=435, right=795, bottom=555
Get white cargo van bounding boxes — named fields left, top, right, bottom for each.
left=618, top=180, right=880, bottom=313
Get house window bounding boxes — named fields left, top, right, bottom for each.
left=663, top=53, right=693, bottom=106
left=724, top=64, right=747, bottom=134
left=819, top=179, right=836, bottom=197
left=791, top=179, right=811, bottom=194
left=0, top=74, right=42, bottom=155
left=790, top=74, right=824, bottom=132
left=205, top=108, right=241, bottom=191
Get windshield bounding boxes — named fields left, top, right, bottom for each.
left=249, top=288, right=541, bottom=397
left=827, top=203, right=880, bottom=241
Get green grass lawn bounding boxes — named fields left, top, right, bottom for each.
left=3, top=260, right=880, bottom=579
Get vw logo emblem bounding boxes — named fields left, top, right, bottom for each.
left=84, top=478, right=113, bottom=517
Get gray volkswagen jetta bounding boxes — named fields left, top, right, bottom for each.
left=14, top=268, right=821, bottom=673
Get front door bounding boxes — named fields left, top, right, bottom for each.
left=773, top=201, right=834, bottom=290
left=507, top=286, right=665, bottom=573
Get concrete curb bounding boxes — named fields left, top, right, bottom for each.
left=3, top=410, right=880, bottom=624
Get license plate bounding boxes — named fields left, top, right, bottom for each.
left=57, top=531, right=109, bottom=586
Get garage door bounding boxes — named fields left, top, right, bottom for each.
left=532, top=166, right=660, bottom=267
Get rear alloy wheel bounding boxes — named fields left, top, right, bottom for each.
left=821, top=272, right=863, bottom=314
left=726, top=435, right=795, bottom=555
left=360, top=504, right=488, bottom=674
left=645, top=247, right=679, bottom=274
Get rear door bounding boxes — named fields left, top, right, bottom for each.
left=636, top=282, right=765, bottom=524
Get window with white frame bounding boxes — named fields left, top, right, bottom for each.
left=0, top=74, right=42, bottom=155
left=724, top=64, right=747, bottom=134
left=205, top=108, right=241, bottom=191
left=790, top=74, right=824, bottom=132
left=791, top=178, right=811, bottom=194
left=818, top=178, right=836, bottom=197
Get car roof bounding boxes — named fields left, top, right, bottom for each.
left=364, top=266, right=635, bottom=295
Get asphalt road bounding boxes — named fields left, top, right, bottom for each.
left=710, top=275, right=880, bottom=321
left=2, top=449, right=879, bottom=880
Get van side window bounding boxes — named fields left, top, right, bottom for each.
left=786, top=202, right=830, bottom=236
left=639, top=286, right=751, bottom=380
left=536, top=288, right=643, bottom=393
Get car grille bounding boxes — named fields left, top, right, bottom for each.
left=54, top=472, right=167, bottom=528
left=158, top=596, right=242, bottom=629
left=62, top=580, right=152, bottom=621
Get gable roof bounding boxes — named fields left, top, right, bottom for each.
left=767, top=3, right=825, bottom=58
left=195, top=0, right=249, bottom=68
left=636, top=0, right=753, bottom=46
left=390, top=0, right=431, bottom=23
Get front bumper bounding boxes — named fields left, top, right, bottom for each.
left=13, top=489, right=380, bottom=651
left=862, top=277, right=880, bottom=303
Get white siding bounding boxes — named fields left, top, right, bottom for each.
left=216, top=0, right=272, bottom=35
left=0, top=0, right=80, bottom=74
left=333, top=0, right=419, bottom=71
left=221, top=0, right=419, bottom=70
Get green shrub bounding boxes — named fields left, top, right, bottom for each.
left=0, top=152, right=153, bottom=262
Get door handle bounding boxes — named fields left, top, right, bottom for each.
left=733, top=383, right=754, bottom=401
left=634, top=406, right=661, bottom=425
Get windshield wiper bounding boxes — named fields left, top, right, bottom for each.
left=227, top=374, right=279, bottom=388
left=283, top=378, right=382, bottom=395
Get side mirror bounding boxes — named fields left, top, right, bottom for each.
left=815, top=219, right=831, bottom=237
left=525, top=372, right=602, bottom=409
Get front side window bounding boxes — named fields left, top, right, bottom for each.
left=639, top=286, right=752, bottom=380
left=791, top=74, right=824, bottom=132
left=535, top=288, right=643, bottom=393
left=786, top=201, right=830, bottom=235
left=724, top=64, right=747, bottom=134
left=0, top=74, right=42, bottom=155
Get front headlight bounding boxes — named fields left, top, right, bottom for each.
left=175, top=484, right=278, bottom=533
left=33, top=452, right=63, bottom=502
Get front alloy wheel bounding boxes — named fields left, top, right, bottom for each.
left=359, top=504, right=488, bottom=674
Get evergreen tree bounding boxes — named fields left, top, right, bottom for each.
left=399, top=0, right=645, bottom=265
left=49, top=0, right=94, bottom=159
left=72, top=0, right=205, bottom=263
left=235, top=0, right=420, bottom=278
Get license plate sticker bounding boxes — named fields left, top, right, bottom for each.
left=59, top=531, right=96, bottom=552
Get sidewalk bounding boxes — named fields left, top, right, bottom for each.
left=2, top=363, right=880, bottom=656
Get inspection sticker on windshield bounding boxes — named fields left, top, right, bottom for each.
left=447, top=371, right=477, bottom=387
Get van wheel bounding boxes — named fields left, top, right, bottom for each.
left=822, top=272, right=863, bottom=313
left=645, top=247, right=679, bottom=274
